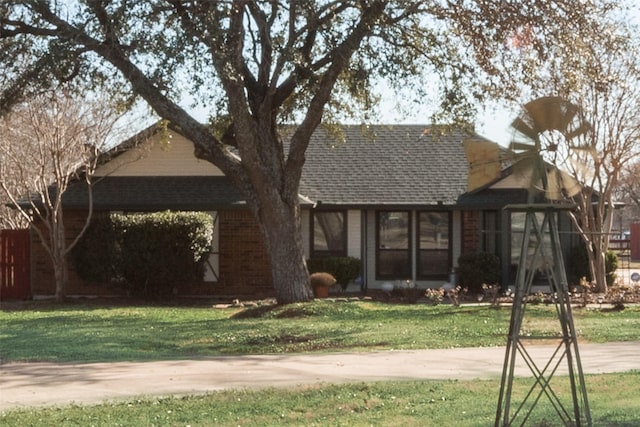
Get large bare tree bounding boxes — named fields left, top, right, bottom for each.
left=531, top=15, right=640, bottom=292
left=0, top=90, right=122, bottom=300
left=0, top=1, right=616, bottom=303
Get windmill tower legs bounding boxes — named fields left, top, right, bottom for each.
left=495, top=206, right=592, bottom=427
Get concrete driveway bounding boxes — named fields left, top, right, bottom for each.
left=2, top=341, right=639, bottom=411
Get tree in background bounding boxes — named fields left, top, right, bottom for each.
left=0, top=1, right=617, bottom=303
left=618, top=161, right=640, bottom=226
left=0, top=161, right=29, bottom=229
left=0, top=90, right=122, bottom=300
left=526, top=12, right=640, bottom=292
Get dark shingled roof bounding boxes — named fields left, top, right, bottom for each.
left=61, top=176, right=246, bottom=211
left=299, top=125, right=478, bottom=207
left=456, top=188, right=531, bottom=209
left=43, top=124, right=508, bottom=211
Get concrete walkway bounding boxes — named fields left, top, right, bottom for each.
left=1, top=341, right=639, bottom=411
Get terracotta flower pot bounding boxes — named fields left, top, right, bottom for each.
left=310, top=272, right=336, bottom=298
left=313, top=285, right=330, bottom=298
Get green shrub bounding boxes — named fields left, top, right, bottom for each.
left=568, top=243, right=591, bottom=284
left=72, top=211, right=213, bottom=298
left=115, top=211, right=213, bottom=297
left=307, top=256, right=361, bottom=290
left=456, top=252, right=500, bottom=293
left=568, top=243, right=618, bottom=287
left=71, top=213, right=122, bottom=283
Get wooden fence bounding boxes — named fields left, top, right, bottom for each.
left=0, top=229, right=30, bottom=300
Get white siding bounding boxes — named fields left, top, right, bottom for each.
left=96, top=129, right=224, bottom=177
left=451, top=210, right=461, bottom=268
left=347, top=209, right=361, bottom=258
left=300, top=209, right=310, bottom=259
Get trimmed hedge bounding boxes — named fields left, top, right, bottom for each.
left=71, top=213, right=120, bottom=284
left=72, top=211, right=213, bottom=298
left=456, top=251, right=501, bottom=293
left=307, top=256, right=362, bottom=290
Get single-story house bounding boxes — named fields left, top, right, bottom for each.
left=28, top=123, right=581, bottom=298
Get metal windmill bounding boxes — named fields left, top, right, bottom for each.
left=491, top=97, right=593, bottom=426
left=490, top=97, right=592, bottom=426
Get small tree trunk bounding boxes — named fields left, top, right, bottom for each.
left=591, top=249, right=608, bottom=293
left=53, top=255, right=68, bottom=302
left=52, top=214, right=69, bottom=301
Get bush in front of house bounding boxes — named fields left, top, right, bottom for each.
left=568, top=243, right=618, bottom=287
left=72, top=211, right=213, bottom=298
left=605, top=250, right=618, bottom=287
left=456, top=251, right=501, bottom=294
left=307, top=256, right=361, bottom=290
left=114, top=211, right=213, bottom=297
left=71, top=213, right=122, bottom=284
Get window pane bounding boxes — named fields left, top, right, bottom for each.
left=377, top=211, right=410, bottom=279
left=379, top=212, right=409, bottom=249
left=482, top=210, right=499, bottom=254
left=419, top=212, right=449, bottom=249
left=378, top=250, right=411, bottom=277
left=418, top=211, right=450, bottom=277
left=510, top=211, right=555, bottom=270
left=418, top=250, right=449, bottom=276
left=313, top=211, right=346, bottom=254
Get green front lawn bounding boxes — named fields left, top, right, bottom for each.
left=1, top=300, right=639, bottom=363
left=2, top=373, right=639, bottom=426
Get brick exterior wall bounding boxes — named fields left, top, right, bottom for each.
left=31, top=209, right=274, bottom=298
left=461, top=210, right=481, bottom=254
left=31, top=210, right=114, bottom=297
left=182, top=210, right=274, bottom=297
left=217, top=210, right=273, bottom=295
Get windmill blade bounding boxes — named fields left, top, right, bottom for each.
left=545, top=167, right=582, bottom=200
left=510, top=116, right=539, bottom=143
left=558, top=170, right=582, bottom=198
left=523, top=96, right=580, bottom=134
left=564, top=121, right=591, bottom=141
left=510, top=141, right=538, bottom=153
left=508, top=96, right=592, bottom=202
left=545, top=168, right=564, bottom=200
left=463, top=138, right=502, bottom=192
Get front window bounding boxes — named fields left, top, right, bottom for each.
left=482, top=210, right=500, bottom=256
left=417, top=211, right=450, bottom=278
left=377, top=211, right=411, bottom=278
left=511, top=211, right=555, bottom=273
left=312, top=211, right=346, bottom=257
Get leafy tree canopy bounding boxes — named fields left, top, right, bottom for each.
left=0, top=0, right=623, bottom=303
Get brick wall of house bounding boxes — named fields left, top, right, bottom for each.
left=461, top=210, right=480, bottom=254
left=31, top=210, right=113, bottom=297
left=31, top=209, right=274, bottom=298
left=182, top=210, right=274, bottom=297
left=216, top=210, right=273, bottom=295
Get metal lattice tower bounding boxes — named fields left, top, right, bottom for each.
left=495, top=204, right=591, bottom=426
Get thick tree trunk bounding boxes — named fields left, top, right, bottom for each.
left=254, top=195, right=314, bottom=304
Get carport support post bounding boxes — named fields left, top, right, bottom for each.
left=495, top=205, right=591, bottom=427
